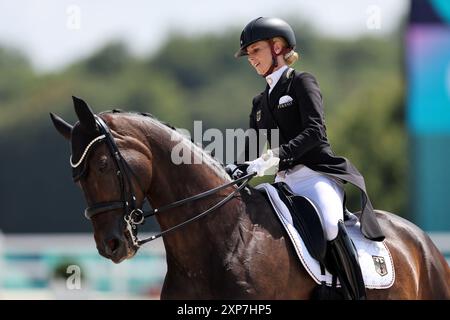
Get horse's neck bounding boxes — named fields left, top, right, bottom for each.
left=146, top=124, right=231, bottom=212
left=144, top=124, right=244, bottom=273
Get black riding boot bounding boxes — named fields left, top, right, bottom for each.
left=326, top=220, right=367, bottom=300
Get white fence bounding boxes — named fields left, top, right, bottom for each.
left=0, top=233, right=166, bottom=299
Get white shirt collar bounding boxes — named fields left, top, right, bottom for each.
left=266, top=65, right=288, bottom=94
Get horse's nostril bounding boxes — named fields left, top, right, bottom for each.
left=107, top=238, right=120, bottom=253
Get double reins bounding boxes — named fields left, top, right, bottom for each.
left=137, top=172, right=255, bottom=245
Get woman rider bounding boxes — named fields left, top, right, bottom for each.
left=226, top=17, right=385, bottom=300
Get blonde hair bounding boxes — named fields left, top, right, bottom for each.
left=273, top=37, right=299, bottom=66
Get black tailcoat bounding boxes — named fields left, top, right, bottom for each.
left=244, top=68, right=384, bottom=241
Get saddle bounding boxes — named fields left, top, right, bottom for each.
left=259, top=182, right=395, bottom=299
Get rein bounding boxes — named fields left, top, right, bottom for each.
left=138, top=172, right=254, bottom=245
left=74, top=115, right=256, bottom=247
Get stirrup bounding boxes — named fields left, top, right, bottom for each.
left=326, top=220, right=367, bottom=300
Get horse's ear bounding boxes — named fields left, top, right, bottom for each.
left=72, top=96, right=97, bottom=132
left=50, top=113, right=72, bottom=140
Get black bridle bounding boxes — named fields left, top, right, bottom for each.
left=72, top=115, right=255, bottom=247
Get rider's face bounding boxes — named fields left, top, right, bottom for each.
left=247, top=41, right=272, bottom=76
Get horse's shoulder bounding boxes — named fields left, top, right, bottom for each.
left=240, top=186, right=271, bottom=209
left=238, top=186, right=271, bottom=214
left=238, top=186, right=286, bottom=237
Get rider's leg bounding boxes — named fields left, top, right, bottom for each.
left=277, top=166, right=366, bottom=299
left=327, top=221, right=367, bottom=300
left=280, top=166, right=344, bottom=241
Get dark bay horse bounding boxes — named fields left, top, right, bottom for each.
left=51, top=97, right=450, bottom=299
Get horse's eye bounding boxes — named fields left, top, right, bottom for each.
left=98, top=156, right=108, bottom=172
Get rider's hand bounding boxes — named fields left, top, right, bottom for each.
left=245, top=149, right=280, bottom=177
left=225, top=163, right=248, bottom=180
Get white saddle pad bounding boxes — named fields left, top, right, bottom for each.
left=255, top=183, right=395, bottom=289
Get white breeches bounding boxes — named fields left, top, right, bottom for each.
left=275, top=164, right=345, bottom=241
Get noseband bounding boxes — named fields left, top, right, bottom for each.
left=71, top=115, right=255, bottom=247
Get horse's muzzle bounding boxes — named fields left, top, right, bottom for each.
left=100, top=237, right=128, bottom=263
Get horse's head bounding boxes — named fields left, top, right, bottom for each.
left=50, top=97, right=153, bottom=263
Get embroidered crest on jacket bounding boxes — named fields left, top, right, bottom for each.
left=256, top=110, right=262, bottom=122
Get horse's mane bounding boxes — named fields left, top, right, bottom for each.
left=100, top=109, right=177, bottom=130
left=100, top=109, right=231, bottom=181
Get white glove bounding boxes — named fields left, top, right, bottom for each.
left=245, top=149, right=280, bottom=177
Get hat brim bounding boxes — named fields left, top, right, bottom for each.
left=234, top=48, right=248, bottom=58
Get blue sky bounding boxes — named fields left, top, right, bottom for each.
left=0, top=0, right=408, bottom=71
